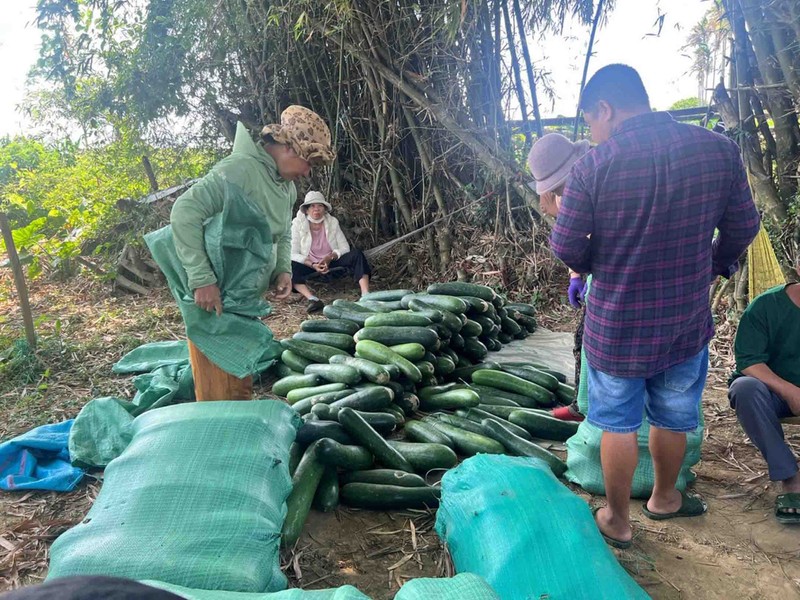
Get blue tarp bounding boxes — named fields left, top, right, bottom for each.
left=0, top=420, right=84, bottom=492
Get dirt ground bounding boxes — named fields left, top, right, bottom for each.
left=1, top=275, right=799, bottom=598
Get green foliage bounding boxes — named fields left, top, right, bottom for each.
left=0, top=339, right=43, bottom=387
left=669, top=97, right=703, bottom=111
left=0, top=132, right=216, bottom=279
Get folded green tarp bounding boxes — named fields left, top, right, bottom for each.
left=49, top=400, right=301, bottom=593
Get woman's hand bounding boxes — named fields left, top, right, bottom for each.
left=194, top=284, right=222, bottom=316
left=273, top=272, right=292, bottom=299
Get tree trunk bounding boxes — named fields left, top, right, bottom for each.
left=403, top=104, right=452, bottom=269
left=341, top=39, right=544, bottom=216
left=142, top=155, right=158, bottom=192
left=713, top=82, right=788, bottom=224
left=573, top=0, right=605, bottom=140
left=738, top=0, right=800, bottom=201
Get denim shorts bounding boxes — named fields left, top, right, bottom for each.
left=586, top=346, right=708, bottom=434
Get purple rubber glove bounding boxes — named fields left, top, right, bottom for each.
left=568, top=276, right=586, bottom=308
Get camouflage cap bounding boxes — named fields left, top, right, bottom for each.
left=261, top=105, right=336, bottom=166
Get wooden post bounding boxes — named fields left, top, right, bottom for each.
left=142, top=155, right=159, bottom=192
left=0, top=213, right=36, bottom=348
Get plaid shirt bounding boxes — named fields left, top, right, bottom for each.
left=551, top=112, right=760, bottom=378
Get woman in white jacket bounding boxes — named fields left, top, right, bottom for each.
left=291, top=191, right=372, bottom=312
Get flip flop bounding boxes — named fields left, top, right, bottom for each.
left=642, top=491, right=707, bottom=521
left=775, top=493, right=800, bottom=524
left=591, top=505, right=632, bottom=549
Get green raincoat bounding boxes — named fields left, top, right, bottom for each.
left=145, top=122, right=291, bottom=378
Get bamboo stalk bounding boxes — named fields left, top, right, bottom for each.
left=573, top=0, right=605, bottom=140
left=402, top=104, right=452, bottom=268
left=501, top=0, right=530, bottom=137
left=511, top=0, right=543, bottom=138
left=0, top=213, right=36, bottom=349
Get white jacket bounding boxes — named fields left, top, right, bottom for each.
left=290, top=210, right=350, bottom=264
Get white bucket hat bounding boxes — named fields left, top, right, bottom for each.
left=527, top=133, right=591, bottom=194
left=300, top=190, right=332, bottom=212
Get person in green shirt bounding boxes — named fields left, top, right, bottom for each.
left=169, top=105, right=335, bottom=401
left=729, top=257, right=800, bottom=523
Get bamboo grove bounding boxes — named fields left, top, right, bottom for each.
left=28, top=0, right=800, bottom=294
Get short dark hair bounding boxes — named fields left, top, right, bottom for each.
left=579, top=64, right=650, bottom=113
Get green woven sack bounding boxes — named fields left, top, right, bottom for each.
left=435, top=455, right=649, bottom=599
left=394, top=574, right=499, bottom=599
left=565, top=401, right=703, bottom=499
left=144, top=581, right=372, bottom=599
left=49, top=400, right=301, bottom=593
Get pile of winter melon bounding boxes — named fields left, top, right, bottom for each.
left=272, top=282, right=578, bottom=547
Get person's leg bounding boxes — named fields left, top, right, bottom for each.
left=564, top=305, right=586, bottom=418
left=647, top=428, right=688, bottom=513
left=597, top=431, right=639, bottom=543
left=358, top=274, right=370, bottom=295
left=729, top=376, right=798, bottom=488
left=586, top=363, right=646, bottom=544
left=291, top=261, right=324, bottom=312
left=644, top=347, right=708, bottom=515
left=293, top=282, right=316, bottom=300
left=291, top=261, right=317, bottom=299
left=188, top=340, right=253, bottom=401
left=331, top=249, right=372, bottom=295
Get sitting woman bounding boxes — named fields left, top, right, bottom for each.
left=290, top=191, right=372, bottom=313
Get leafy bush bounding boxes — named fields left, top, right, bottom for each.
left=0, top=131, right=217, bottom=279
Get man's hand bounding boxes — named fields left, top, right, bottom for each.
left=194, top=284, right=222, bottom=316
left=539, top=191, right=561, bottom=219
left=273, top=272, right=292, bottom=299
left=785, top=385, right=800, bottom=416
left=742, top=363, right=800, bottom=415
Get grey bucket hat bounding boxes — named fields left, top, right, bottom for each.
left=527, top=133, right=591, bottom=194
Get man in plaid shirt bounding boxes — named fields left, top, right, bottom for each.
left=551, top=64, right=760, bottom=548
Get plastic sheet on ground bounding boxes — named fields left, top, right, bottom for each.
left=144, top=581, right=372, bottom=600
left=0, top=420, right=84, bottom=492
left=393, top=574, right=499, bottom=599
left=435, top=454, right=650, bottom=600
left=488, top=328, right=574, bottom=384
left=48, top=400, right=301, bottom=593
